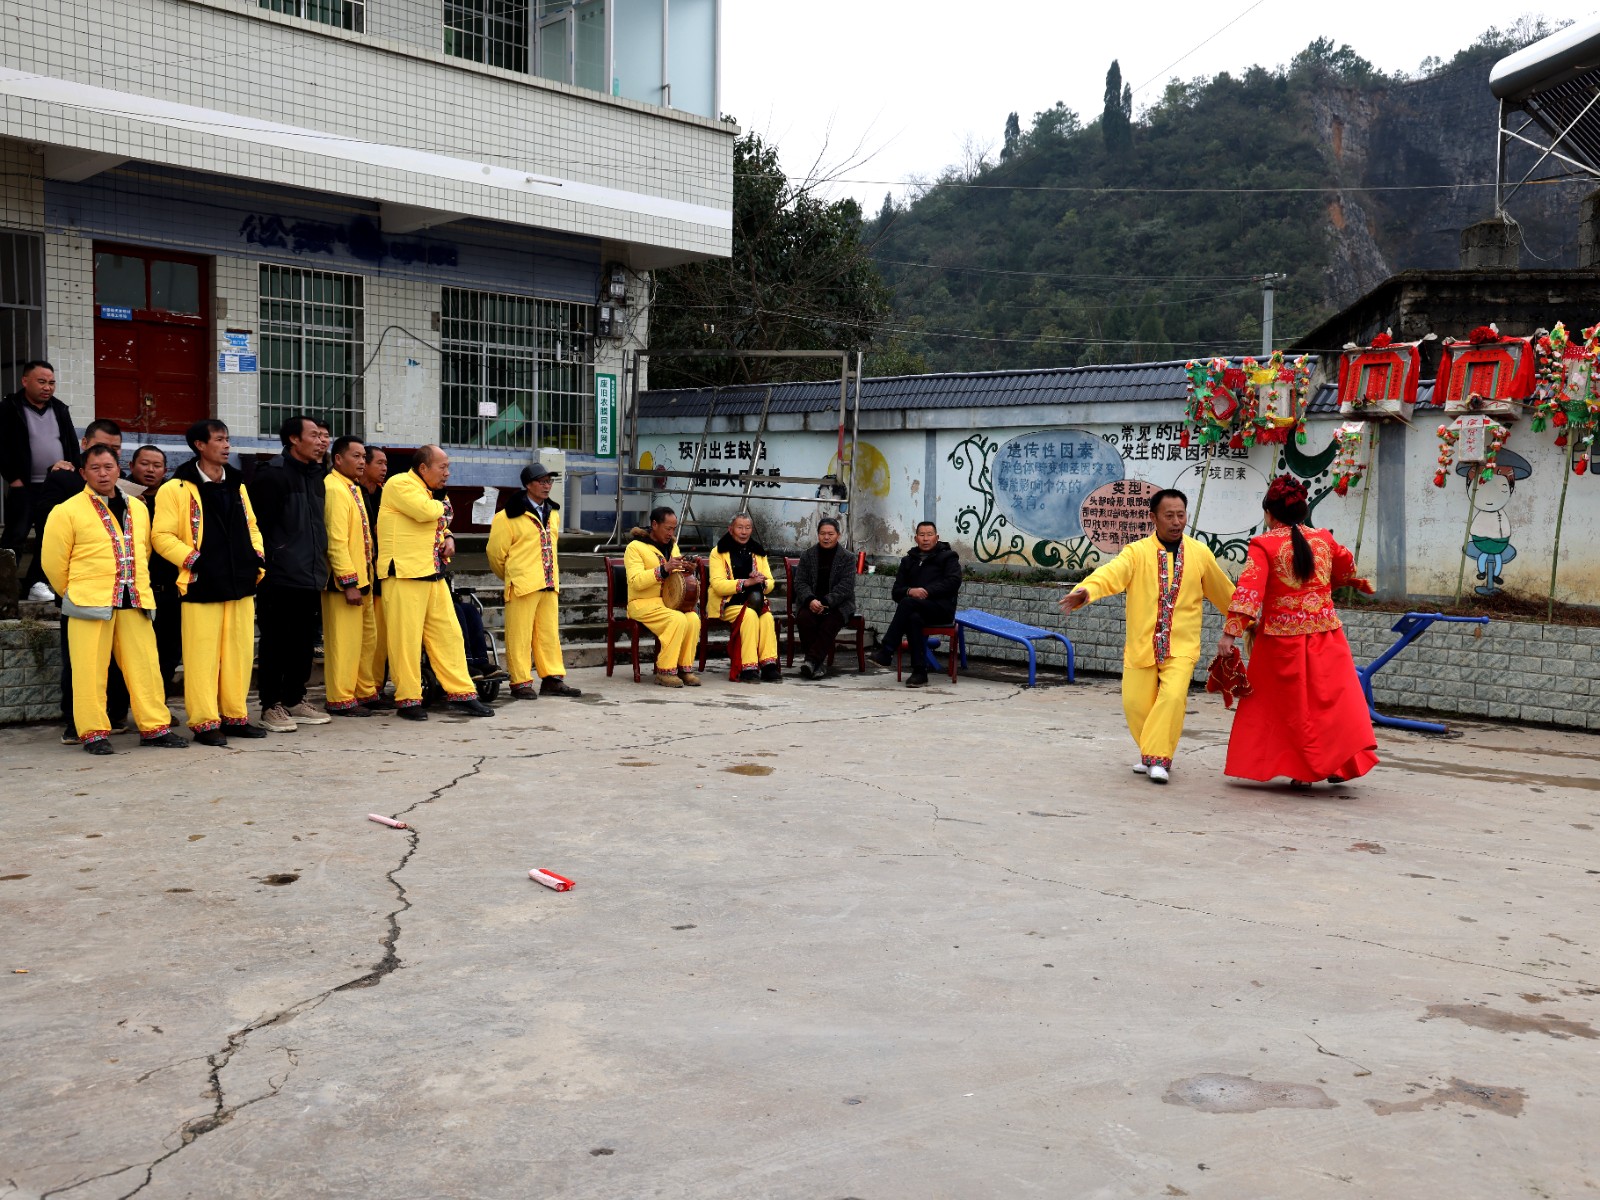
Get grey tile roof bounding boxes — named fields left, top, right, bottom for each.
left=640, top=358, right=1317, bottom=418
left=1307, top=381, right=1439, bottom=415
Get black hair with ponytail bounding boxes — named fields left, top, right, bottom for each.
left=1262, top=479, right=1314, bottom=583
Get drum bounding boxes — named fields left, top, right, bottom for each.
left=661, top=567, right=700, bottom=613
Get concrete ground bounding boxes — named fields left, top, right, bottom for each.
left=2, top=662, right=1598, bottom=1200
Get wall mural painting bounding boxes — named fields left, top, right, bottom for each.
left=951, top=423, right=1347, bottom=571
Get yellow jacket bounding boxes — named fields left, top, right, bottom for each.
left=706, top=543, right=774, bottom=620
left=1078, top=534, right=1234, bottom=668
left=377, top=469, right=451, bottom=580
left=624, top=533, right=685, bottom=604
left=151, top=463, right=264, bottom=595
left=487, top=494, right=561, bottom=597
left=324, top=473, right=374, bottom=590
left=42, top=487, right=157, bottom=612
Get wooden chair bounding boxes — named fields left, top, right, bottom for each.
left=695, top=555, right=749, bottom=681
left=895, top=624, right=960, bottom=684
left=784, top=555, right=867, bottom=672
left=604, top=556, right=653, bottom=682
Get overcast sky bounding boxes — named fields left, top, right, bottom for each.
left=721, top=3, right=1591, bottom=210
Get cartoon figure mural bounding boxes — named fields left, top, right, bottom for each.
left=1458, top=448, right=1532, bottom=595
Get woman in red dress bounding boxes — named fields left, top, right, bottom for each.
left=1217, top=476, right=1379, bottom=785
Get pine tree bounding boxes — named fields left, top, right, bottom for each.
left=1102, top=61, right=1132, bottom=153
left=1001, top=111, right=1021, bottom=161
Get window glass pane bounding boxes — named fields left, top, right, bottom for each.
left=574, top=1, right=605, bottom=91
left=613, top=0, right=662, bottom=104
left=258, top=264, right=364, bottom=438
left=95, top=253, right=146, bottom=310
left=667, top=0, right=716, bottom=116
left=538, top=13, right=569, bottom=82
left=150, top=260, right=200, bottom=315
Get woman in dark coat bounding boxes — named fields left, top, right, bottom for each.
left=793, top=517, right=856, bottom=679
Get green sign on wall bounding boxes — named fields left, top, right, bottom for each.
left=595, top=373, right=618, bottom=459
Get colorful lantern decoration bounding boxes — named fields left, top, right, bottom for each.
left=1338, top=329, right=1429, bottom=420
left=1180, top=358, right=1241, bottom=449
left=1532, top=323, right=1600, bottom=471
left=1330, top=422, right=1366, bottom=495
left=1433, top=416, right=1509, bottom=487
left=1436, top=324, right=1537, bottom=417
left=1240, top=351, right=1312, bottom=445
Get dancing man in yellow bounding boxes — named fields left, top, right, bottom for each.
left=376, top=445, right=495, bottom=721
left=322, top=435, right=377, bottom=718
left=707, top=511, right=780, bottom=682
left=624, top=505, right=702, bottom=688
left=488, top=461, right=581, bottom=700
left=1059, top=488, right=1233, bottom=784
left=152, top=419, right=268, bottom=747
left=43, top=443, right=187, bottom=754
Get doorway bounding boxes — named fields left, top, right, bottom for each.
left=93, top=243, right=211, bottom=435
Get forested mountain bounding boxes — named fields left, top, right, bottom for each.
left=867, top=24, right=1592, bottom=374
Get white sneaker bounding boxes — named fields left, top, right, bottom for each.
left=27, top=582, right=54, bottom=602
left=1148, top=765, right=1170, bottom=784
left=286, top=702, right=332, bottom=725
left=1132, top=763, right=1148, bottom=774
left=258, top=704, right=297, bottom=732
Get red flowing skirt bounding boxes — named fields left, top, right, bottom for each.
left=1224, top=628, right=1379, bottom=783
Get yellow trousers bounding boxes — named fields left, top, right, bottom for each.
left=627, top=598, right=701, bottom=672
left=357, top=593, right=387, bottom=702
left=322, top=590, right=376, bottom=709
left=385, top=577, right=477, bottom=706
left=181, top=597, right=256, bottom=731
left=723, top=605, right=779, bottom=670
left=1122, top=656, right=1195, bottom=769
left=68, top=610, right=172, bottom=742
left=504, top=589, right=565, bottom=685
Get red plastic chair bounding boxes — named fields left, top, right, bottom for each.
left=604, top=556, right=656, bottom=682
left=895, top=624, right=960, bottom=684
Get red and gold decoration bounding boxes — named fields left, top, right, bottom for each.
left=1240, top=350, right=1311, bottom=445
left=1532, top=322, right=1600, bottom=472
left=1330, top=422, right=1367, bottom=496
left=1180, top=357, right=1240, bottom=449
left=1436, top=324, right=1536, bottom=417
left=1338, top=329, right=1428, bottom=420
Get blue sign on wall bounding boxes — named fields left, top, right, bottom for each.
left=992, top=429, right=1126, bottom=542
left=99, top=305, right=133, bottom=321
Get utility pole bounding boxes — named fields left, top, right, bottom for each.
left=1260, top=273, right=1286, bottom=355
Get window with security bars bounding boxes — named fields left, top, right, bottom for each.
left=259, top=265, right=365, bottom=439
left=260, top=0, right=364, bottom=32
left=440, top=288, right=595, bottom=451
left=445, top=1, right=529, bottom=72
left=0, top=230, right=45, bottom=396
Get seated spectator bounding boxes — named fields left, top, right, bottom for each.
left=793, top=516, right=856, bottom=680
left=870, top=521, right=961, bottom=688
left=707, top=511, right=779, bottom=682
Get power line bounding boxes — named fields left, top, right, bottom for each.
left=875, top=259, right=1265, bottom=283
left=1131, top=0, right=1272, bottom=95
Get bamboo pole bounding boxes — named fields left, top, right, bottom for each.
left=1453, top=470, right=1481, bottom=607
left=1349, top=423, right=1380, bottom=576
left=1189, top=446, right=1213, bottom=537
left=1547, top=434, right=1579, bottom=623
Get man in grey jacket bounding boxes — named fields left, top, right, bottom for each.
left=247, top=414, right=331, bottom=731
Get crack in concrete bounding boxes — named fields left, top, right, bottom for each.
left=38, top=756, right=487, bottom=1200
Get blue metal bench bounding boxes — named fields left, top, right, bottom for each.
left=954, top=608, right=1075, bottom=687
left=1356, top=611, right=1490, bottom=735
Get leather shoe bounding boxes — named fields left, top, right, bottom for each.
left=194, top=729, right=229, bottom=748
left=397, top=706, right=429, bottom=721
left=227, top=723, right=269, bottom=739
left=82, top=738, right=114, bottom=756
left=331, top=704, right=372, bottom=717
left=539, top=678, right=582, bottom=697
left=450, top=698, right=495, bottom=717
left=905, top=671, right=929, bottom=688
left=140, top=731, right=189, bottom=748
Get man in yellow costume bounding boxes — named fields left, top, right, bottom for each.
left=152, top=419, right=268, bottom=747
left=624, top=505, right=702, bottom=688
left=322, top=435, right=378, bottom=718
left=376, top=445, right=495, bottom=721
left=707, top=511, right=780, bottom=682
left=488, top=462, right=581, bottom=700
left=43, top=443, right=187, bottom=754
left=1059, top=488, right=1233, bottom=785
left=355, top=444, right=390, bottom=709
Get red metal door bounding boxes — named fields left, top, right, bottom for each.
left=93, top=244, right=210, bottom=435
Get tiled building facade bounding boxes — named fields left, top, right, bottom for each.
left=0, top=0, right=731, bottom=496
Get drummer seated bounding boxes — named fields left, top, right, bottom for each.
left=624, top=505, right=702, bottom=687
left=708, top=512, right=780, bottom=682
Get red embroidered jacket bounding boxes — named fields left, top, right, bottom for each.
left=1224, top=526, right=1372, bottom=638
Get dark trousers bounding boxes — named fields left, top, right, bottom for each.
left=796, top=605, right=848, bottom=664
left=455, top=593, right=490, bottom=675
left=880, top=599, right=951, bottom=672
left=256, top=586, right=320, bottom=711
left=152, top=583, right=183, bottom=694
left=3, top=482, right=51, bottom=590
left=60, top=615, right=129, bottom=734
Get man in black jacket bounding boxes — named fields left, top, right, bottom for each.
left=1, top=361, right=80, bottom=599
left=248, top=414, right=331, bottom=731
left=871, top=521, right=962, bottom=688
